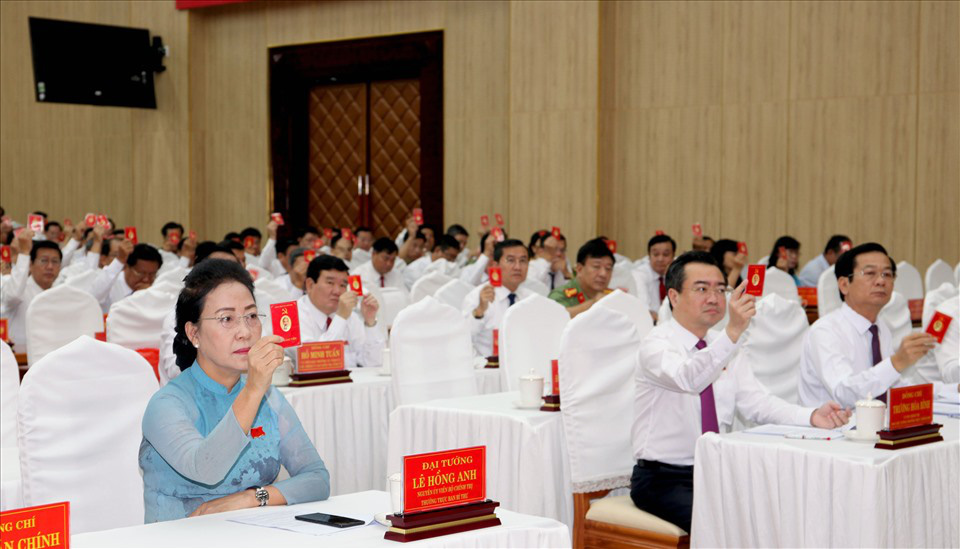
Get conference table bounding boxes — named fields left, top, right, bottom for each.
left=71, top=490, right=572, bottom=548
left=387, top=391, right=573, bottom=529
left=277, top=368, right=503, bottom=496
left=691, top=417, right=960, bottom=547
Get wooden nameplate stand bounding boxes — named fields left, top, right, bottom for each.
left=384, top=500, right=501, bottom=542
left=540, top=394, right=560, bottom=412
left=874, top=423, right=943, bottom=450
left=485, top=355, right=499, bottom=368
left=289, top=370, right=353, bottom=387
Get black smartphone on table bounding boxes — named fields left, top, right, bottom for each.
left=294, top=512, right=365, bottom=528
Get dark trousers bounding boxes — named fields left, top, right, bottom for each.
left=629, top=459, right=694, bottom=533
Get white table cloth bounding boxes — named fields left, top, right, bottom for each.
left=0, top=447, right=22, bottom=511
left=692, top=418, right=960, bottom=547
left=72, top=490, right=571, bottom=548
left=278, top=368, right=503, bottom=496
left=387, top=391, right=573, bottom=529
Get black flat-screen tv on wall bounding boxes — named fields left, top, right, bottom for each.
left=28, top=17, right=159, bottom=109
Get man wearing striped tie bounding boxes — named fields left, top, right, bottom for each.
left=630, top=251, right=849, bottom=533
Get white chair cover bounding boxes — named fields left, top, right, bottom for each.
left=18, top=336, right=157, bottom=533
left=25, top=284, right=103, bottom=366
left=423, top=258, right=460, bottom=278
left=519, top=278, right=549, bottom=297
left=0, top=341, right=18, bottom=449
left=762, top=267, right=800, bottom=303
left=410, top=271, right=454, bottom=303
left=894, top=261, right=924, bottom=300
left=558, top=305, right=640, bottom=492
left=389, top=296, right=477, bottom=405
left=657, top=296, right=672, bottom=324
left=596, top=290, right=654, bottom=341
left=634, top=256, right=649, bottom=269
left=817, top=265, right=842, bottom=318
left=246, top=263, right=272, bottom=282
left=107, top=286, right=178, bottom=351
left=63, top=268, right=99, bottom=294
left=499, top=294, right=569, bottom=392
left=730, top=294, right=808, bottom=406
left=879, top=291, right=911, bottom=350
left=434, top=279, right=474, bottom=310
left=157, top=266, right=189, bottom=287
left=925, top=259, right=954, bottom=294
left=609, top=263, right=638, bottom=296
left=923, top=282, right=959, bottom=329
left=373, top=287, right=411, bottom=330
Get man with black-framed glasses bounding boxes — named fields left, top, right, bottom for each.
left=799, top=242, right=941, bottom=408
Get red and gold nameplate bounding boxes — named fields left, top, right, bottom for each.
left=297, top=341, right=345, bottom=373
left=0, top=501, right=69, bottom=549
left=797, top=286, right=818, bottom=307
left=0, top=318, right=8, bottom=343
left=403, top=446, right=486, bottom=514
left=888, top=383, right=933, bottom=431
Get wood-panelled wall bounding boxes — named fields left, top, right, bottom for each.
left=1, top=0, right=957, bottom=270
left=0, top=0, right=189, bottom=248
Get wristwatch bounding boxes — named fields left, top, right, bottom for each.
left=249, top=485, right=269, bottom=507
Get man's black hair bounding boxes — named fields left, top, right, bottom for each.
left=824, top=235, right=851, bottom=255
left=306, top=255, right=350, bottom=282
left=494, top=239, right=528, bottom=262
left=576, top=238, right=615, bottom=265
left=647, top=234, right=677, bottom=254
left=126, top=243, right=163, bottom=268
left=30, top=240, right=62, bottom=263
left=372, top=237, right=399, bottom=254
left=161, top=222, right=184, bottom=237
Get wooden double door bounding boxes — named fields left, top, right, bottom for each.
left=270, top=32, right=443, bottom=240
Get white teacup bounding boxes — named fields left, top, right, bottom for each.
left=855, top=396, right=886, bottom=437
left=381, top=348, right=391, bottom=376
left=387, top=472, right=403, bottom=513
left=272, top=356, right=292, bottom=386
left=519, top=369, right=544, bottom=408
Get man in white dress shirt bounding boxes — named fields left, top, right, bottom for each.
left=274, top=247, right=309, bottom=300
left=636, top=234, right=676, bottom=321
left=351, top=237, right=403, bottom=291
left=91, top=242, right=163, bottom=313
left=297, top=255, right=385, bottom=369
left=797, top=234, right=850, bottom=287
left=527, top=230, right=570, bottom=291
left=461, top=239, right=533, bottom=357
left=351, top=226, right=374, bottom=266
left=631, top=251, right=849, bottom=532
left=931, top=296, right=959, bottom=384
left=1, top=231, right=62, bottom=350
left=798, top=243, right=939, bottom=408
left=446, top=224, right=472, bottom=267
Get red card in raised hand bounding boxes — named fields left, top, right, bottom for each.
left=323, top=228, right=334, bottom=241
left=312, top=238, right=322, bottom=249
left=926, top=311, right=952, bottom=344
left=488, top=266, right=503, bottom=287
left=189, top=230, right=197, bottom=241
left=551, top=226, right=562, bottom=239
left=341, top=227, right=353, bottom=240
left=271, top=212, right=285, bottom=226
left=480, top=215, right=490, bottom=229
left=655, top=229, right=665, bottom=236
left=0, top=318, right=8, bottom=342
left=84, top=213, right=97, bottom=227
left=491, top=226, right=505, bottom=242
left=745, top=265, right=765, bottom=296
left=605, top=239, right=617, bottom=254
left=169, top=232, right=181, bottom=245
left=738, top=241, right=748, bottom=255
left=348, top=275, right=363, bottom=296
left=495, top=213, right=505, bottom=226
left=412, top=208, right=424, bottom=225
left=692, top=223, right=703, bottom=237
left=0, top=246, right=11, bottom=264
left=840, top=240, right=852, bottom=253
left=270, top=301, right=300, bottom=348
left=63, top=218, right=72, bottom=227
left=244, top=236, right=255, bottom=249
left=303, top=249, right=316, bottom=263
left=28, top=214, right=44, bottom=233
left=124, top=226, right=138, bottom=244
left=97, top=214, right=109, bottom=228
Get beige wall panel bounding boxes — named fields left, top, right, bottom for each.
left=791, top=1, right=919, bottom=99
left=444, top=1, right=509, bottom=119
left=719, top=102, right=788, bottom=256
left=721, top=1, right=789, bottom=104
left=920, top=0, right=960, bottom=93
left=606, top=106, right=723, bottom=260
left=788, top=95, right=917, bottom=265
left=609, top=0, right=723, bottom=110
left=445, top=116, right=510, bottom=243
left=915, top=93, right=960, bottom=270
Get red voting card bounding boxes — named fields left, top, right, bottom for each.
left=480, top=215, right=490, bottom=229
left=63, top=218, right=72, bottom=227
left=692, top=223, right=703, bottom=237
left=312, top=238, right=322, bottom=249
left=124, top=227, right=138, bottom=245
left=840, top=240, right=852, bottom=253
left=323, top=228, right=334, bottom=241
left=28, top=214, right=44, bottom=233
left=495, top=213, right=505, bottom=226
left=0, top=318, right=8, bottom=342
left=303, top=249, right=316, bottom=263
left=412, top=208, right=424, bottom=225
left=491, top=227, right=505, bottom=242
left=244, top=236, right=255, bottom=249
left=488, top=266, right=503, bottom=287
left=249, top=270, right=259, bottom=281
left=655, top=230, right=665, bottom=236
left=0, top=246, right=11, bottom=264
left=738, top=241, right=748, bottom=255
left=926, top=311, right=952, bottom=344
left=745, top=265, right=765, bottom=296
left=605, top=239, right=617, bottom=254
left=341, top=227, right=353, bottom=240
left=271, top=212, right=285, bottom=226
left=189, top=230, right=197, bottom=241
left=97, top=214, right=109, bottom=228
left=348, top=275, right=363, bottom=295
left=551, top=359, right=559, bottom=395
left=169, top=232, right=181, bottom=245
left=270, top=301, right=301, bottom=348
left=551, top=226, right=562, bottom=239
left=84, top=213, right=97, bottom=227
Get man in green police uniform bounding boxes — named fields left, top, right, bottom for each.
left=548, top=238, right=615, bottom=318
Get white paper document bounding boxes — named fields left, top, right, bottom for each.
left=741, top=424, right=846, bottom=440
left=227, top=507, right=373, bottom=536
left=933, top=401, right=960, bottom=418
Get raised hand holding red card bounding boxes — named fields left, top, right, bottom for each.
left=488, top=266, right=503, bottom=287
left=124, top=227, right=138, bottom=245
left=271, top=212, right=285, bottom=226
left=28, top=214, right=44, bottom=233
left=480, top=215, right=490, bottom=229
left=926, top=311, right=952, bottom=344
left=348, top=275, right=363, bottom=296
left=84, top=213, right=97, bottom=227
left=692, top=223, right=703, bottom=237
left=412, top=208, right=424, bottom=225
left=491, top=227, right=505, bottom=242
left=551, top=226, right=562, bottom=239
left=605, top=239, right=617, bottom=254
left=745, top=265, right=765, bottom=296
left=494, top=213, right=504, bottom=226
left=270, top=301, right=301, bottom=348
left=737, top=241, right=748, bottom=255
left=0, top=246, right=11, bottom=264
